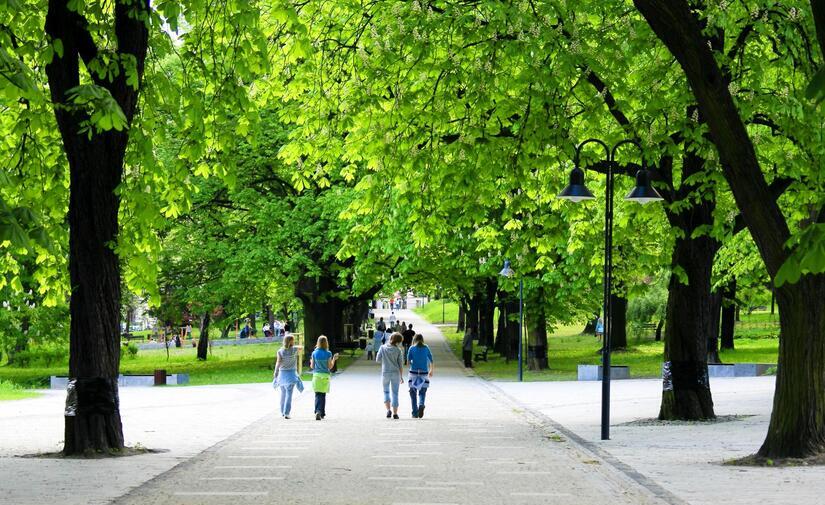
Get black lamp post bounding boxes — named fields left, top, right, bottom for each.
left=499, top=260, right=523, bottom=382
left=557, top=138, right=663, bottom=440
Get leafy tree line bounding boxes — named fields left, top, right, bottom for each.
left=0, top=0, right=822, bottom=461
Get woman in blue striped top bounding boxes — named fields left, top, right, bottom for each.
left=407, top=334, right=434, bottom=418
left=273, top=335, right=303, bottom=419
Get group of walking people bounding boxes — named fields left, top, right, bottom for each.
left=272, top=327, right=434, bottom=420
left=375, top=331, right=434, bottom=419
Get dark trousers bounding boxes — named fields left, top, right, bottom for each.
left=314, top=392, right=326, bottom=416
left=463, top=349, right=472, bottom=368
left=403, top=343, right=411, bottom=364
left=409, top=387, right=428, bottom=416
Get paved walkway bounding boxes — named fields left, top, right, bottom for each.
left=109, top=309, right=663, bottom=505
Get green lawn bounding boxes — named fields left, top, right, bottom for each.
left=414, top=299, right=460, bottom=325
left=0, top=343, right=362, bottom=389
left=416, top=300, right=779, bottom=382
left=0, top=380, right=40, bottom=401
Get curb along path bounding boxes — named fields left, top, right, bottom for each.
left=111, top=309, right=667, bottom=505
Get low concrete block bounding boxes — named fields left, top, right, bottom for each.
left=50, top=373, right=192, bottom=389
left=50, top=376, right=69, bottom=389
left=577, top=365, right=630, bottom=381
left=707, top=364, right=736, bottom=377
left=734, top=363, right=776, bottom=377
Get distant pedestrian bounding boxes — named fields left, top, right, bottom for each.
left=263, top=322, right=273, bottom=338
left=401, top=322, right=407, bottom=333
left=376, top=332, right=404, bottom=419
left=369, top=328, right=382, bottom=361
left=239, top=322, right=251, bottom=339
left=310, top=335, right=339, bottom=420
left=595, top=317, right=604, bottom=341
left=407, top=334, right=434, bottom=418
left=388, top=311, right=397, bottom=329
left=376, top=317, right=387, bottom=332
left=401, top=324, right=415, bottom=365
left=462, top=325, right=475, bottom=368
left=273, top=335, right=303, bottom=419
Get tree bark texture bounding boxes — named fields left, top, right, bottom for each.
left=197, top=312, right=210, bottom=361
left=478, top=279, right=497, bottom=348
left=465, top=295, right=480, bottom=337
left=46, top=0, right=149, bottom=455
left=525, top=286, right=548, bottom=371
left=657, top=148, right=718, bottom=420
left=609, top=293, right=628, bottom=351
left=457, top=299, right=466, bottom=332
left=707, top=290, right=722, bottom=364
left=758, top=276, right=825, bottom=457
left=720, top=279, right=736, bottom=350
left=635, top=0, right=825, bottom=457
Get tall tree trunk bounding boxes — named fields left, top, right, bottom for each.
left=197, top=312, right=210, bottom=361
left=758, top=276, right=825, bottom=457
left=609, top=293, right=628, bottom=351
left=301, top=299, right=345, bottom=358
left=657, top=146, right=718, bottom=420
left=655, top=319, right=664, bottom=342
left=720, top=278, right=736, bottom=350
left=659, top=228, right=718, bottom=420
left=466, top=294, right=480, bottom=337
left=634, top=0, right=825, bottom=456
left=582, top=312, right=599, bottom=335
left=457, top=299, right=467, bottom=332
left=46, top=0, right=149, bottom=455
left=707, top=290, right=722, bottom=364
left=265, top=303, right=274, bottom=331
left=478, top=279, right=497, bottom=347
left=526, top=285, right=548, bottom=371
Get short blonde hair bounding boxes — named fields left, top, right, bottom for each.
left=315, top=335, right=329, bottom=350
left=283, top=335, right=295, bottom=348
left=389, top=332, right=403, bottom=346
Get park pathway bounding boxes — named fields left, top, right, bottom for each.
left=111, top=309, right=664, bottom=505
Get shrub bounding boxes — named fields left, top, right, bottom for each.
left=121, top=343, right=139, bottom=359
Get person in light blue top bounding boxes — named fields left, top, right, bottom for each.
left=273, top=335, right=303, bottom=419
left=310, top=335, right=338, bottom=420
left=407, top=334, right=434, bottom=419
left=375, top=332, right=404, bottom=419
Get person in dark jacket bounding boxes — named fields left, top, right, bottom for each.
left=462, top=325, right=475, bottom=368
left=401, top=324, right=416, bottom=365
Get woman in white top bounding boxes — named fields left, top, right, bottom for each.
left=375, top=332, right=404, bottom=419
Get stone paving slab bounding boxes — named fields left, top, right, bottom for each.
left=497, top=370, right=824, bottom=505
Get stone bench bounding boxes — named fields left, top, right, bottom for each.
left=50, top=373, right=190, bottom=389
left=577, top=365, right=630, bottom=381
left=707, top=363, right=775, bottom=378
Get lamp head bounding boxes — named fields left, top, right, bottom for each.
left=499, top=260, right=515, bottom=278
left=557, top=166, right=595, bottom=203
left=625, top=169, right=664, bottom=204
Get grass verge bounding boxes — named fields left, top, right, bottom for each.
left=417, top=301, right=779, bottom=382
left=0, top=380, right=40, bottom=401
left=0, top=343, right=363, bottom=389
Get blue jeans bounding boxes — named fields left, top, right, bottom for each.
left=409, top=387, right=427, bottom=416
left=279, top=384, right=294, bottom=416
left=314, top=392, right=326, bottom=416
left=382, top=374, right=401, bottom=407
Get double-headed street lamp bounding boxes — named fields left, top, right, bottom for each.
left=557, top=138, right=663, bottom=440
left=499, top=260, right=523, bottom=382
